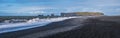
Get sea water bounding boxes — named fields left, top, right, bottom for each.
left=0, top=17, right=77, bottom=34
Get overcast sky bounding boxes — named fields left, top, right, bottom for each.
left=0, top=0, right=120, bottom=16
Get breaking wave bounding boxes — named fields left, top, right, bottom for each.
left=0, top=17, right=77, bottom=33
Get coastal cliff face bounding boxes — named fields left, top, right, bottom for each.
left=76, top=12, right=104, bottom=16
left=61, top=12, right=104, bottom=16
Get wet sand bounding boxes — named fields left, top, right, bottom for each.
left=0, top=18, right=84, bottom=38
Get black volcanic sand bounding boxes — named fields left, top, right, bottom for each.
left=1, top=16, right=120, bottom=38
left=43, top=16, right=120, bottom=38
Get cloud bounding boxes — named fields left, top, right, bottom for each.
left=0, top=5, right=66, bottom=15
left=0, top=0, right=120, bottom=16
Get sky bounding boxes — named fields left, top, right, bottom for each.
left=0, top=0, right=120, bottom=16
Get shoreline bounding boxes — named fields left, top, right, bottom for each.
left=0, top=18, right=81, bottom=38
left=0, top=16, right=120, bottom=38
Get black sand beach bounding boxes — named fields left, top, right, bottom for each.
left=0, top=16, right=120, bottom=38
left=44, top=16, right=120, bottom=38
